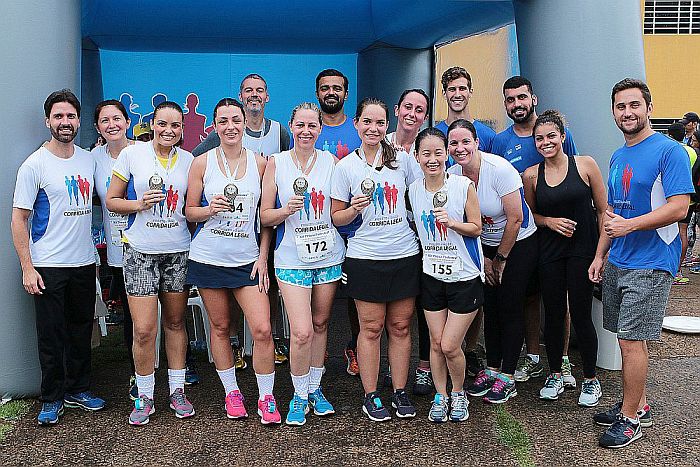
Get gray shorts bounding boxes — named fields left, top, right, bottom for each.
left=123, top=244, right=188, bottom=296
left=602, top=262, right=672, bottom=341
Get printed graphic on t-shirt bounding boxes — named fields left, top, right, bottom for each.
left=320, top=140, right=351, bottom=158
left=610, top=162, right=635, bottom=210
left=419, top=209, right=448, bottom=242
left=64, top=174, right=91, bottom=206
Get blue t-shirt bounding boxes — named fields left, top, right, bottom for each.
left=491, top=125, right=578, bottom=173
left=316, top=116, right=362, bottom=159
left=607, top=132, right=694, bottom=274
left=436, top=120, right=496, bottom=167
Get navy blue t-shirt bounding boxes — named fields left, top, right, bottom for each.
left=436, top=119, right=496, bottom=167
left=607, top=132, right=694, bottom=275
left=491, top=125, right=578, bottom=173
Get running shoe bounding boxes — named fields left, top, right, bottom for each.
left=362, top=392, right=391, bottom=422
left=593, top=401, right=622, bottom=426
left=285, top=394, right=309, bottom=426
left=308, top=388, right=335, bottom=416
left=233, top=344, right=248, bottom=371
left=483, top=377, right=517, bottom=404
left=466, top=369, right=496, bottom=397
left=344, top=347, right=360, bottom=376
left=578, top=379, right=602, bottom=407
left=37, top=401, right=64, bottom=426
left=428, top=393, right=449, bottom=423
left=185, top=365, right=201, bottom=385
left=391, top=389, right=416, bottom=418
left=466, top=349, right=485, bottom=377
left=64, top=391, right=105, bottom=411
left=450, top=391, right=470, bottom=422
left=673, top=272, right=690, bottom=285
left=539, top=374, right=565, bottom=400
left=129, top=396, right=155, bottom=426
left=129, top=376, right=138, bottom=401
left=682, top=254, right=699, bottom=267
left=638, top=403, right=653, bottom=428
left=169, top=388, right=195, bottom=418
left=257, top=395, right=282, bottom=425
left=599, top=415, right=642, bottom=448
left=224, top=390, right=248, bottom=419
left=561, top=357, right=576, bottom=389
left=690, top=264, right=700, bottom=274
left=514, top=356, right=544, bottom=382
left=412, top=368, right=435, bottom=396
left=274, top=338, right=289, bottom=365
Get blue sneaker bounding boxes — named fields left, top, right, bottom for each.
left=599, top=415, right=642, bottom=448
left=64, top=391, right=105, bottom=411
left=185, top=366, right=200, bottom=385
left=362, top=391, right=391, bottom=422
left=285, top=394, right=309, bottom=426
left=37, top=401, right=64, bottom=425
left=308, top=388, right=335, bottom=416
left=428, top=393, right=449, bottom=423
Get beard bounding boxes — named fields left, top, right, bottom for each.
left=508, top=105, right=535, bottom=124
left=319, top=95, right=344, bottom=115
left=617, top=117, right=647, bottom=136
left=51, top=124, right=77, bottom=143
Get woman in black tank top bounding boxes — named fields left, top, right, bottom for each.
left=523, top=110, right=608, bottom=407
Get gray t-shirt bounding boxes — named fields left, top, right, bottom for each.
left=192, top=118, right=290, bottom=157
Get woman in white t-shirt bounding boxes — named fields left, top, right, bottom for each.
left=446, top=119, right=537, bottom=405
left=106, top=101, right=195, bottom=425
left=408, top=127, right=484, bottom=423
left=260, top=102, right=345, bottom=426
left=185, top=98, right=280, bottom=424
left=330, top=98, right=421, bottom=422
left=91, top=99, right=137, bottom=400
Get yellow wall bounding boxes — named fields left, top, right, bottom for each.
left=434, top=25, right=518, bottom=132
left=641, top=1, right=700, bottom=118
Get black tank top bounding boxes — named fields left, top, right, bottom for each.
left=535, top=156, right=598, bottom=264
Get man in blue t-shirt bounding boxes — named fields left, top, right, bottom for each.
left=492, top=76, right=578, bottom=174
left=589, top=78, right=693, bottom=449
left=434, top=66, right=496, bottom=166
left=314, top=69, right=361, bottom=159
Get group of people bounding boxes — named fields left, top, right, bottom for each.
left=12, top=67, right=693, bottom=449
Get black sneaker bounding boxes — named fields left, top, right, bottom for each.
left=465, top=350, right=485, bottom=377
left=412, top=368, right=435, bottom=396
left=466, top=369, right=496, bottom=397
left=391, top=389, right=416, bottom=418
left=599, top=415, right=642, bottom=448
left=483, top=377, right=517, bottom=404
left=362, top=392, right=391, bottom=422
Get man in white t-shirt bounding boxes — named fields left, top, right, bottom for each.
left=11, top=89, right=105, bottom=426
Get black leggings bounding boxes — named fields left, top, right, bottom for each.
left=110, top=267, right=135, bottom=374
left=416, top=295, right=430, bottom=362
left=540, top=256, right=598, bottom=378
left=482, top=234, right=538, bottom=375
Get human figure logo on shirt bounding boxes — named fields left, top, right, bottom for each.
left=299, top=185, right=326, bottom=221
left=64, top=174, right=90, bottom=205
left=322, top=140, right=350, bottom=158
left=621, top=164, right=633, bottom=199
left=420, top=209, right=448, bottom=242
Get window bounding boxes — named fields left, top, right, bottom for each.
left=644, top=0, right=700, bottom=34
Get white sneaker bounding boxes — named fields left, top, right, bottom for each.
left=578, top=379, right=602, bottom=407
left=561, top=357, right=577, bottom=389
left=539, top=374, right=564, bottom=400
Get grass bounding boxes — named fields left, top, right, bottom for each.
left=0, top=399, right=32, bottom=442
left=494, top=404, right=535, bottom=467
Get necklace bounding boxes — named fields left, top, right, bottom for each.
left=291, top=148, right=317, bottom=196
left=218, top=145, right=245, bottom=206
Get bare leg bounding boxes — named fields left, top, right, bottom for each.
left=278, top=282, right=313, bottom=376
left=441, top=311, right=477, bottom=392
left=619, top=338, right=648, bottom=419
left=160, top=291, right=189, bottom=370
left=129, top=295, right=159, bottom=375
left=424, top=309, right=448, bottom=395
left=356, top=300, right=387, bottom=394
left=198, top=288, right=234, bottom=370
left=385, top=297, right=415, bottom=391
left=309, top=281, right=338, bottom=368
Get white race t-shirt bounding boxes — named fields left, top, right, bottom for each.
left=112, top=142, right=194, bottom=254
left=93, top=144, right=130, bottom=267
left=273, top=150, right=345, bottom=269
left=331, top=148, right=420, bottom=260
left=13, top=145, right=96, bottom=267
left=189, top=148, right=261, bottom=267
left=409, top=174, right=484, bottom=282
left=448, top=152, right=536, bottom=246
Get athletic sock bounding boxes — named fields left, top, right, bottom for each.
left=290, top=372, right=310, bottom=400
left=256, top=372, right=275, bottom=401
left=168, top=368, right=186, bottom=395
left=562, top=355, right=570, bottom=363
left=527, top=354, right=540, bottom=364
left=308, top=367, right=324, bottom=393
left=216, top=367, right=239, bottom=395
left=135, top=372, right=155, bottom=400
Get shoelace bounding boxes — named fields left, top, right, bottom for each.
left=474, top=370, right=490, bottom=385
left=135, top=396, right=150, bottom=411
left=451, top=395, right=467, bottom=413
left=171, top=391, right=187, bottom=406
left=292, top=397, right=305, bottom=412
left=582, top=380, right=597, bottom=394
left=266, top=399, right=276, bottom=413
left=491, top=378, right=507, bottom=393
left=44, top=400, right=62, bottom=412
left=395, top=391, right=412, bottom=407
left=544, top=375, right=560, bottom=388
left=314, top=390, right=328, bottom=403
left=415, top=370, right=432, bottom=385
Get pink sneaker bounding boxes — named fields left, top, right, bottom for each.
left=257, top=395, right=281, bottom=425
left=225, top=390, right=248, bottom=419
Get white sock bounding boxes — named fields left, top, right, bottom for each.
left=168, top=368, right=186, bottom=395
left=135, top=372, right=155, bottom=400
left=290, top=372, right=310, bottom=400
left=216, top=367, right=239, bottom=395
left=308, top=367, right=324, bottom=394
left=527, top=354, right=540, bottom=364
left=256, top=372, right=275, bottom=401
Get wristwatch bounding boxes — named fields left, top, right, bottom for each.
left=494, top=252, right=508, bottom=262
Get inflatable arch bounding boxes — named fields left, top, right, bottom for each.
left=1, top=0, right=644, bottom=398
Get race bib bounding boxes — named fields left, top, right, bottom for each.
left=219, top=192, right=253, bottom=222
left=295, top=225, right=335, bottom=263
left=109, top=212, right=129, bottom=246
left=423, top=252, right=462, bottom=280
